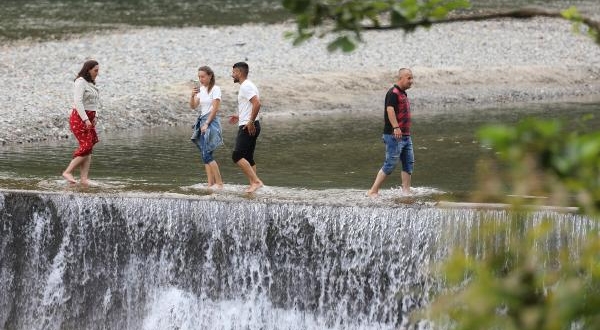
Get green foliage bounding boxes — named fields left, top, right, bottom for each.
left=282, top=0, right=600, bottom=52
left=425, top=218, right=600, bottom=329
left=418, top=117, right=600, bottom=329
left=477, top=117, right=600, bottom=215
left=281, top=0, right=471, bottom=52
left=561, top=6, right=600, bottom=44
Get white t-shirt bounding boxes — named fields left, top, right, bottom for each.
left=237, top=79, right=260, bottom=126
left=195, top=85, right=222, bottom=117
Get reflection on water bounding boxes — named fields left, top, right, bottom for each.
left=1, top=0, right=598, bottom=41
left=0, top=102, right=598, bottom=199
left=0, top=0, right=289, bottom=41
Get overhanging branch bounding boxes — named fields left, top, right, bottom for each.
left=364, top=7, right=600, bottom=35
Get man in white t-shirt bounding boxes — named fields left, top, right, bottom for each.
left=229, top=62, right=264, bottom=193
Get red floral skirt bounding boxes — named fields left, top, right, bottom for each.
left=69, top=109, right=98, bottom=158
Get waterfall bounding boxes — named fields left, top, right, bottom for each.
left=0, top=190, right=595, bottom=330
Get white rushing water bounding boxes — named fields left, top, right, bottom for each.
left=0, top=190, right=595, bottom=329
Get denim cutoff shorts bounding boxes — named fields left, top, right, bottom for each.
left=381, top=134, right=414, bottom=175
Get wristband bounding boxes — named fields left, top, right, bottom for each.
left=393, top=127, right=400, bottom=130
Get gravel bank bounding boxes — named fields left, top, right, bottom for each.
left=1, top=18, right=599, bottom=145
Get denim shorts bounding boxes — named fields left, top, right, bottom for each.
left=381, top=134, right=414, bottom=175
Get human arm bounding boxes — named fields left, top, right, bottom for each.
left=244, top=95, right=261, bottom=136
left=201, top=98, right=221, bottom=133
left=189, top=86, right=199, bottom=109
left=73, top=79, right=92, bottom=128
left=386, top=106, right=402, bottom=138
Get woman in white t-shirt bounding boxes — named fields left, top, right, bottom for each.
left=190, top=66, right=224, bottom=188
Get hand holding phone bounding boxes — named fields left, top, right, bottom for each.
left=192, top=81, right=200, bottom=95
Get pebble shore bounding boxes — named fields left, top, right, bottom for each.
left=1, top=18, right=599, bottom=145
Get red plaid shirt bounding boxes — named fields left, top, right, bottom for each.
left=383, top=85, right=411, bottom=135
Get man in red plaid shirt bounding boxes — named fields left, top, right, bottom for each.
left=367, top=68, right=415, bottom=197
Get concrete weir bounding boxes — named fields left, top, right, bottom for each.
left=0, top=189, right=595, bottom=330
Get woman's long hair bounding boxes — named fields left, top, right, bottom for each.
left=198, top=66, right=215, bottom=93
left=75, top=60, right=99, bottom=84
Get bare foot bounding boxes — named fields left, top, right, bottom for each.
left=366, top=190, right=379, bottom=198
left=62, top=172, right=77, bottom=184
left=80, top=179, right=90, bottom=187
left=245, top=181, right=263, bottom=193
left=210, top=184, right=224, bottom=190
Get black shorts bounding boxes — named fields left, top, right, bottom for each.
left=232, top=121, right=261, bottom=165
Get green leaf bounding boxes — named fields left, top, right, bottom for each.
left=561, top=6, right=582, bottom=21
left=292, top=32, right=314, bottom=46
left=398, top=0, right=420, bottom=20
left=390, top=8, right=409, bottom=27
left=369, top=1, right=391, bottom=11
left=444, top=0, right=472, bottom=11
left=327, top=35, right=357, bottom=52
left=430, top=6, right=449, bottom=19
left=283, top=31, right=295, bottom=39
left=477, top=125, right=515, bottom=146
left=282, top=0, right=312, bottom=13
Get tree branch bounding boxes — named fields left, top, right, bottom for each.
left=364, top=6, right=600, bottom=35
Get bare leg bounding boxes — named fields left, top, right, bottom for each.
left=205, top=164, right=215, bottom=187
left=401, top=171, right=412, bottom=194
left=208, top=161, right=223, bottom=189
left=63, top=156, right=86, bottom=184
left=367, top=169, right=387, bottom=197
left=236, top=158, right=263, bottom=193
left=79, top=155, right=92, bottom=186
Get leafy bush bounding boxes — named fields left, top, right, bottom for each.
left=420, top=117, right=600, bottom=329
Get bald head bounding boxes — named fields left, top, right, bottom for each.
left=396, top=68, right=414, bottom=90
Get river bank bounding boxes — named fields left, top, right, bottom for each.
left=1, top=18, right=599, bottom=145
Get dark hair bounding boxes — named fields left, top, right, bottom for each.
left=75, top=60, right=99, bottom=84
left=198, top=65, right=216, bottom=92
left=232, top=62, right=249, bottom=77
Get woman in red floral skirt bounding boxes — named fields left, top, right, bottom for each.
left=62, top=60, right=100, bottom=186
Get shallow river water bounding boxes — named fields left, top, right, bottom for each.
left=0, top=102, right=597, bottom=201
